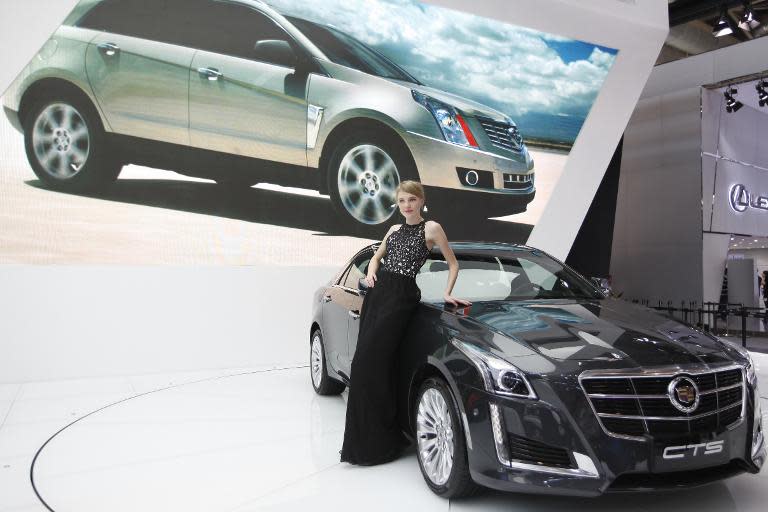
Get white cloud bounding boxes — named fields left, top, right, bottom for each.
left=265, top=0, right=616, bottom=119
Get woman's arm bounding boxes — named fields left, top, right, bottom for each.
left=365, top=225, right=397, bottom=287
left=428, top=221, right=472, bottom=307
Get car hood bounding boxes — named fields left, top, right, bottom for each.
left=386, top=79, right=510, bottom=122
left=458, top=298, right=732, bottom=367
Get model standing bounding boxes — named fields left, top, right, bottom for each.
left=339, top=180, right=471, bottom=466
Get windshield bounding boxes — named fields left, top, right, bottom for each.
left=413, top=250, right=604, bottom=302
left=285, top=16, right=421, bottom=84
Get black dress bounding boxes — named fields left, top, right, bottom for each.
left=340, top=218, right=431, bottom=465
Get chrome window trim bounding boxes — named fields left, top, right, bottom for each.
left=578, top=364, right=747, bottom=442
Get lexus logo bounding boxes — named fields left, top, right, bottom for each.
left=667, top=376, right=699, bottom=413
left=730, top=184, right=768, bottom=213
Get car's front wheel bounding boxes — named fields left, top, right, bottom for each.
left=327, top=130, right=417, bottom=227
left=23, top=93, right=122, bottom=192
left=310, top=329, right=345, bottom=395
left=415, top=377, right=481, bottom=498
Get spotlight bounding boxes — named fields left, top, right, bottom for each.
left=739, top=3, right=760, bottom=30
left=757, top=79, right=768, bottom=108
left=713, top=9, right=733, bottom=37
left=724, top=87, right=743, bottom=113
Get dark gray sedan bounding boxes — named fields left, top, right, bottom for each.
left=309, top=241, right=764, bottom=498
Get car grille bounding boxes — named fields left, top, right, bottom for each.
left=507, top=433, right=573, bottom=468
left=476, top=116, right=524, bottom=152
left=580, top=367, right=744, bottom=440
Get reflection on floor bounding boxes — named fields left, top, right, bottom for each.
left=0, top=356, right=767, bottom=512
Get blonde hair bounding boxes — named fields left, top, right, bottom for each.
left=395, top=180, right=425, bottom=201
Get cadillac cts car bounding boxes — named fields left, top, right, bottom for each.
left=2, top=0, right=535, bottom=227
left=309, top=242, right=765, bottom=498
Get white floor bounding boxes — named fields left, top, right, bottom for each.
left=1, top=357, right=767, bottom=511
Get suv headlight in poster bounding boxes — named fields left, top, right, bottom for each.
left=0, top=0, right=617, bottom=264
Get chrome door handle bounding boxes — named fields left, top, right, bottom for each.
left=323, top=295, right=332, bottom=302
left=97, top=42, right=120, bottom=56
left=348, top=310, right=360, bottom=320
left=198, top=67, right=223, bottom=80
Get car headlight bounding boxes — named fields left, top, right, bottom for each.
left=412, top=90, right=478, bottom=148
left=729, top=342, right=758, bottom=388
left=451, top=338, right=536, bottom=399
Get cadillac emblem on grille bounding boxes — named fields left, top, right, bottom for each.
left=667, top=376, right=699, bottom=413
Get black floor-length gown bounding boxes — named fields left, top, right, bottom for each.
left=340, top=218, right=431, bottom=465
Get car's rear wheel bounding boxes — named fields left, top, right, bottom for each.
left=415, top=377, right=481, bottom=498
left=23, top=93, right=122, bottom=192
left=310, top=329, right=345, bottom=395
left=327, top=130, right=417, bottom=227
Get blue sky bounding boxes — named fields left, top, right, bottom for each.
left=266, top=0, right=618, bottom=146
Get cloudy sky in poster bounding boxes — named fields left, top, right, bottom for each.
left=266, top=0, right=618, bottom=146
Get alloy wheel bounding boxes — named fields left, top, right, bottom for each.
left=337, top=144, right=399, bottom=225
left=32, top=103, right=90, bottom=179
left=311, top=332, right=324, bottom=389
left=416, top=387, right=455, bottom=485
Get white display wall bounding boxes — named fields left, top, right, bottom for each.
left=0, top=0, right=668, bottom=382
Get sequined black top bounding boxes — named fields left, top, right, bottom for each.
left=381, top=219, right=431, bottom=278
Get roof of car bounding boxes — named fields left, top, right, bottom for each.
left=366, top=240, right=536, bottom=252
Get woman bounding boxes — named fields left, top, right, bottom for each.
left=339, top=179, right=471, bottom=466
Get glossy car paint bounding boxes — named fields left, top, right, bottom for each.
left=312, top=242, right=765, bottom=495
left=2, top=0, right=535, bottom=222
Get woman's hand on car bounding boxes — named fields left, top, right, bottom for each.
left=444, top=293, right=471, bottom=307
left=365, top=273, right=377, bottom=287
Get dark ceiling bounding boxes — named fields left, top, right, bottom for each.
left=660, top=0, right=768, bottom=64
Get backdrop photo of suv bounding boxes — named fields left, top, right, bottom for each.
left=0, top=0, right=617, bottom=265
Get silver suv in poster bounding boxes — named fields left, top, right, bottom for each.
left=2, top=0, right=535, bottom=227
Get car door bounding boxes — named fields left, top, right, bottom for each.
left=80, top=0, right=194, bottom=146
left=342, top=253, right=373, bottom=372
left=322, top=265, right=355, bottom=375
left=186, top=1, right=308, bottom=166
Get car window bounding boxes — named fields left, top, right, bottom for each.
left=415, top=252, right=603, bottom=302
left=78, top=0, right=297, bottom=66
left=183, top=1, right=296, bottom=65
left=77, top=0, right=171, bottom=40
left=343, top=253, right=372, bottom=290
left=285, top=16, right=421, bottom=84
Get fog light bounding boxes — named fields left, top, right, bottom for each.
left=753, top=398, right=764, bottom=460
left=489, top=402, right=511, bottom=466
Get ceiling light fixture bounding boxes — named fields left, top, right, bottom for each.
left=739, top=2, right=760, bottom=30
left=725, top=87, right=744, bottom=113
left=714, top=8, right=734, bottom=36
left=757, top=79, right=768, bottom=108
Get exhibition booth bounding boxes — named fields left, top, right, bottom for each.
left=2, top=0, right=767, bottom=511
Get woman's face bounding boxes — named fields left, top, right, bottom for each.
left=397, top=191, right=423, bottom=217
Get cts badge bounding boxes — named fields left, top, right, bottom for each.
left=662, top=440, right=724, bottom=460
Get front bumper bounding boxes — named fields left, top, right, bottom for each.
left=456, top=381, right=764, bottom=496
left=404, top=130, right=535, bottom=216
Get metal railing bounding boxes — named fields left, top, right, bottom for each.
left=628, top=299, right=768, bottom=349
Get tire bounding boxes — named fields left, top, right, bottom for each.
left=326, top=129, right=417, bottom=227
left=414, top=377, right=482, bottom=498
left=23, top=92, right=122, bottom=192
left=310, top=329, right=345, bottom=395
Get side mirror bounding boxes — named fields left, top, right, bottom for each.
left=358, top=277, right=369, bottom=296
left=589, top=277, right=611, bottom=296
left=253, top=39, right=296, bottom=68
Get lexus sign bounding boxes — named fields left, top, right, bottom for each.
left=729, top=184, right=768, bottom=213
